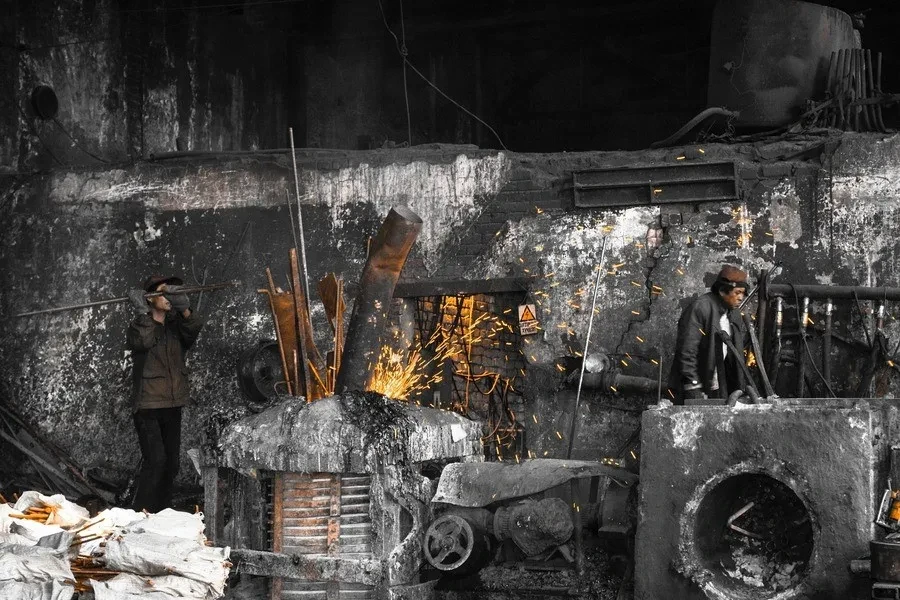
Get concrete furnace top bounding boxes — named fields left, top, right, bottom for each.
left=216, top=392, right=483, bottom=473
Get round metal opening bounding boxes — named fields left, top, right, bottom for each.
left=694, top=473, right=814, bottom=598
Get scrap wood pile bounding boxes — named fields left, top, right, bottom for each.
left=0, top=491, right=231, bottom=600
left=259, top=248, right=346, bottom=402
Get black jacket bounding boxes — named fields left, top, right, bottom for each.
left=667, top=292, right=747, bottom=402
left=127, top=312, right=204, bottom=410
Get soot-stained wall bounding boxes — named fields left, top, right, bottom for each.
left=1, top=133, right=899, bottom=485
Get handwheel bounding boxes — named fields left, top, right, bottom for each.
left=237, top=340, right=285, bottom=412
left=423, top=514, right=475, bottom=571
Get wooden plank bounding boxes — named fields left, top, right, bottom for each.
left=232, top=549, right=382, bottom=586
left=201, top=467, right=224, bottom=546
left=327, top=474, right=341, bottom=556
left=271, top=473, right=284, bottom=600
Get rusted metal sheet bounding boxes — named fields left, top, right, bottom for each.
left=572, top=161, right=739, bottom=209
left=269, top=472, right=375, bottom=599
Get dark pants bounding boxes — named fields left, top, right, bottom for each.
left=132, top=407, right=182, bottom=512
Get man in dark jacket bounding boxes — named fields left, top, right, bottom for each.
left=668, top=265, right=749, bottom=404
left=127, top=275, right=204, bottom=511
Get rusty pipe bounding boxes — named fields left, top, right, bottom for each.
left=335, top=206, right=423, bottom=393
left=767, top=284, right=900, bottom=301
left=797, top=297, right=809, bottom=397
left=769, top=297, right=784, bottom=384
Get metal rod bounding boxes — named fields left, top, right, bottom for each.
left=876, top=52, right=886, bottom=131
left=823, top=299, right=833, bottom=387
left=567, top=236, right=608, bottom=460
left=767, top=284, right=900, bottom=301
left=656, top=351, right=663, bottom=404
left=288, top=127, right=312, bottom=314
left=769, top=297, right=784, bottom=384
left=797, top=297, right=809, bottom=397
left=12, top=281, right=239, bottom=318
left=743, top=313, right=774, bottom=397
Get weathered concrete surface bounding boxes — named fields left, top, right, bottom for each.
left=635, top=403, right=880, bottom=600
left=216, top=394, right=482, bottom=474
left=3, top=135, right=900, bottom=488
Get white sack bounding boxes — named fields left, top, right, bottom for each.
left=9, top=519, right=66, bottom=543
left=0, top=580, right=74, bottom=600
left=91, top=573, right=212, bottom=599
left=125, top=508, right=205, bottom=542
left=91, top=577, right=180, bottom=600
left=104, top=532, right=230, bottom=597
left=0, top=544, right=73, bottom=583
left=13, top=492, right=89, bottom=529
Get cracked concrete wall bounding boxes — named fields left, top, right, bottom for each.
left=1, top=134, right=898, bottom=485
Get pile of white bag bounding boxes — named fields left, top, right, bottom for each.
left=0, top=492, right=231, bottom=600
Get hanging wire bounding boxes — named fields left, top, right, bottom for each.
left=51, top=118, right=110, bottom=164
left=375, top=0, right=508, bottom=150
left=399, top=0, right=412, bottom=146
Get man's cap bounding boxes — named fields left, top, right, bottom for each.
left=143, top=275, right=183, bottom=292
left=715, top=265, right=748, bottom=288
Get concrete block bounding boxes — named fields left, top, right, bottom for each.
left=635, top=404, right=882, bottom=600
left=739, top=166, right=761, bottom=180
left=760, top=163, right=793, bottom=178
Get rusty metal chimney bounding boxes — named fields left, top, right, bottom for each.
left=335, top=206, right=422, bottom=393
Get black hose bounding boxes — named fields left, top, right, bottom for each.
left=649, top=107, right=739, bottom=149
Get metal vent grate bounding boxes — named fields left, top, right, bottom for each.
left=573, top=161, right=739, bottom=208
left=272, top=472, right=374, bottom=600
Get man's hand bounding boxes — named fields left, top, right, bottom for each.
left=128, top=289, right=149, bottom=314
left=163, top=284, right=191, bottom=314
left=684, top=388, right=706, bottom=401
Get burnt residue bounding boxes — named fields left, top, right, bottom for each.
left=338, top=391, right=415, bottom=464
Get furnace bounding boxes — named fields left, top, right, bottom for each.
left=635, top=401, right=886, bottom=600
left=202, top=392, right=483, bottom=600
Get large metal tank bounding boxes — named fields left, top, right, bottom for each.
left=707, top=0, right=858, bottom=128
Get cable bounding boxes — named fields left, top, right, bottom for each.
left=791, top=285, right=837, bottom=398
left=399, top=0, right=412, bottom=146
left=51, top=118, right=110, bottom=164
left=16, top=103, right=64, bottom=166
left=376, top=0, right=508, bottom=151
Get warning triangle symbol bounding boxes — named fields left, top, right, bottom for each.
left=520, top=305, right=536, bottom=322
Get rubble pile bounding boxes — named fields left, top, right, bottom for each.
left=0, top=491, right=231, bottom=600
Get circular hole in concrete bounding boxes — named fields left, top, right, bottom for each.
left=694, top=473, right=813, bottom=599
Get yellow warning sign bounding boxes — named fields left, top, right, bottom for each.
left=518, top=303, right=540, bottom=336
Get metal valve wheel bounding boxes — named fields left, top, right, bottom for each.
left=423, top=514, right=475, bottom=571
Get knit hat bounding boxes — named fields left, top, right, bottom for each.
left=143, top=275, right=183, bottom=292
left=714, top=265, right=748, bottom=289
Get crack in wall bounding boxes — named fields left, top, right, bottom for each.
left=612, top=226, right=673, bottom=359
